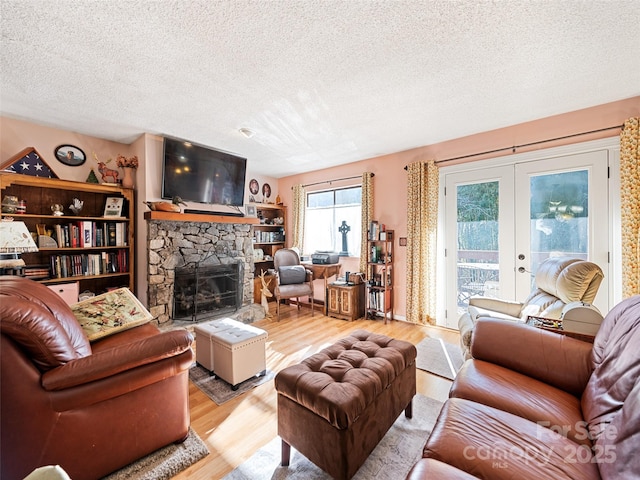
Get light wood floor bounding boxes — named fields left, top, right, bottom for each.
left=174, top=304, right=460, bottom=479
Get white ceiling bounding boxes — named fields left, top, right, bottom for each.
left=1, top=1, right=639, bottom=178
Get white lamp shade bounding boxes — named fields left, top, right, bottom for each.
left=0, top=221, right=39, bottom=253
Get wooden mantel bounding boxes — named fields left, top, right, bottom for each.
left=144, top=210, right=259, bottom=225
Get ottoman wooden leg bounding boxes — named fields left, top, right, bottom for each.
left=281, top=439, right=291, bottom=466
left=405, top=398, right=413, bottom=419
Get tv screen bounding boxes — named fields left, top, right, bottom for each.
left=162, top=137, right=247, bottom=207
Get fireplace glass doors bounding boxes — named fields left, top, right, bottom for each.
left=173, top=262, right=244, bottom=321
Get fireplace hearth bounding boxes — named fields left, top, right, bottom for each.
left=173, top=262, right=244, bottom=321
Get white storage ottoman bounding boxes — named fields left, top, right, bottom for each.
left=212, top=321, right=268, bottom=389
left=194, top=318, right=242, bottom=373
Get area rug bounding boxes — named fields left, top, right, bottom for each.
left=222, top=394, right=444, bottom=480
left=190, top=363, right=276, bottom=405
left=102, top=427, right=209, bottom=480
left=415, top=337, right=464, bottom=380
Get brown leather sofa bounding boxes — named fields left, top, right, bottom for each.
left=0, top=277, right=195, bottom=480
left=408, top=295, right=640, bottom=479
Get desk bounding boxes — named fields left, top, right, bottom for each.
left=301, top=262, right=342, bottom=314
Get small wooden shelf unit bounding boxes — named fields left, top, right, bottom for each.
left=366, top=227, right=394, bottom=323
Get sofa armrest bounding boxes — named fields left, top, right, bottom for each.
left=471, top=318, right=593, bottom=396
left=469, top=296, right=523, bottom=318
left=41, top=329, right=193, bottom=391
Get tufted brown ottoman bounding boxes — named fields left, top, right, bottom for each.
left=274, top=329, right=417, bottom=480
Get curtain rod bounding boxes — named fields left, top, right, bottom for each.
left=403, top=124, right=623, bottom=170
left=293, top=173, right=374, bottom=189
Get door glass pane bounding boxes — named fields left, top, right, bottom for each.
left=456, top=181, right=500, bottom=312
left=530, top=170, right=588, bottom=281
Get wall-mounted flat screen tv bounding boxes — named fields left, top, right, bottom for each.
left=162, top=136, right=247, bottom=207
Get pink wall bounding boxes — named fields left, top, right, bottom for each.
left=277, top=96, right=640, bottom=320
left=3, top=96, right=638, bottom=317
left=1, top=117, right=135, bottom=182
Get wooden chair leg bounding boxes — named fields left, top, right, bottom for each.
left=277, top=295, right=281, bottom=321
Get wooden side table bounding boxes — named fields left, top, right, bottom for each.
left=526, top=316, right=596, bottom=343
left=327, top=282, right=365, bottom=321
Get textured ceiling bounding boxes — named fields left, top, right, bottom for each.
left=1, top=1, right=639, bottom=178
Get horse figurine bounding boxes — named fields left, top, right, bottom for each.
left=97, top=162, right=119, bottom=184
left=259, top=270, right=273, bottom=318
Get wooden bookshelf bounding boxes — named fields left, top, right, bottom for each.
left=1, top=173, right=135, bottom=295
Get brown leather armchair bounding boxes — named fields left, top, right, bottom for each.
left=273, top=248, right=314, bottom=320
left=0, top=277, right=194, bottom=480
left=458, top=256, right=603, bottom=358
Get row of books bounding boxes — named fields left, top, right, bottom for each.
left=368, top=221, right=392, bottom=241
left=368, top=289, right=391, bottom=313
left=49, top=251, right=129, bottom=279
left=254, top=230, right=285, bottom=243
left=53, top=221, right=128, bottom=248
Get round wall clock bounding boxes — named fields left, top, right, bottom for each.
left=54, top=144, right=86, bottom=166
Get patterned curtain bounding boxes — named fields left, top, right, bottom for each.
left=360, top=172, right=374, bottom=275
left=406, top=160, right=439, bottom=325
left=291, top=184, right=306, bottom=253
left=620, top=117, right=640, bottom=297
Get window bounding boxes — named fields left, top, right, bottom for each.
left=304, top=186, right=361, bottom=257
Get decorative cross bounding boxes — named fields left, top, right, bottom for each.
left=339, top=221, right=351, bottom=256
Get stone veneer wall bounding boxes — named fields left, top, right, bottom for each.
left=147, top=220, right=255, bottom=325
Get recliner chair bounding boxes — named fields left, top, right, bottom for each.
left=0, top=277, right=194, bottom=480
left=458, top=256, right=603, bottom=359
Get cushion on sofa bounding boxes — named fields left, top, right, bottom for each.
left=595, top=377, right=640, bottom=479
left=0, top=297, right=87, bottom=371
left=0, top=277, right=91, bottom=361
left=451, top=359, right=590, bottom=446
left=424, top=398, right=601, bottom=480
left=70, top=288, right=152, bottom=341
left=406, top=458, right=477, bottom=480
left=278, top=265, right=307, bottom=285
left=582, top=295, right=640, bottom=441
left=470, top=319, right=593, bottom=396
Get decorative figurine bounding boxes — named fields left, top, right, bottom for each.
left=69, top=198, right=83, bottom=215
left=143, top=196, right=187, bottom=213
left=97, top=162, right=119, bottom=184
left=51, top=204, right=64, bottom=216
left=258, top=270, right=273, bottom=318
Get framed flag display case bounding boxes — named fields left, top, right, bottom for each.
left=1, top=147, right=58, bottom=178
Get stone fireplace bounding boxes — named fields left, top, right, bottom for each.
left=146, top=215, right=259, bottom=326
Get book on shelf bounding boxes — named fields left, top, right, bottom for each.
left=81, top=221, right=93, bottom=248
left=368, top=221, right=379, bottom=241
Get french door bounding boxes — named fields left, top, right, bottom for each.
left=444, top=150, right=609, bottom=328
